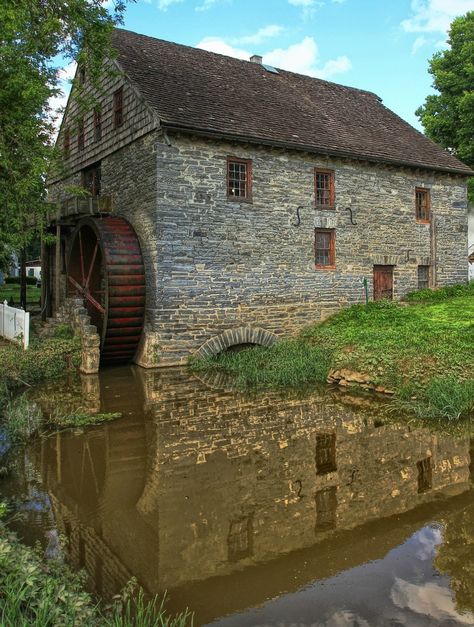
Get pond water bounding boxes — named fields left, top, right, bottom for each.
left=2, top=366, right=474, bottom=626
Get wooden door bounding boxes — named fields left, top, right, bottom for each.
left=373, top=265, right=393, bottom=301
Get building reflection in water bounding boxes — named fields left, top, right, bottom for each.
left=25, top=366, right=473, bottom=624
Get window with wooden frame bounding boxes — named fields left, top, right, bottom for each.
left=63, top=127, right=70, bottom=159
left=314, top=229, right=335, bottom=268
left=417, top=457, right=432, bottom=493
left=315, top=433, right=337, bottom=475
left=417, top=265, right=430, bottom=290
left=314, top=169, right=335, bottom=209
left=415, top=187, right=430, bottom=222
left=113, top=86, right=123, bottom=128
left=77, top=119, right=85, bottom=151
left=78, top=65, right=86, bottom=86
left=315, top=487, right=337, bottom=532
left=93, top=108, right=102, bottom=141
left=227, top=157, right=252, bottom=201
left=227, top=516, right=253, bottom=561
left=81, top=162, right=101, bottom=197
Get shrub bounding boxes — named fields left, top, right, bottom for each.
left=405, top=281, right=474, bottom=302
left=4, top=277, right=37, bottom=285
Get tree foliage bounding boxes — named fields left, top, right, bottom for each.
left=0, top=0, right=127, bottom=266
left=416, top=11, right=474, bottom=200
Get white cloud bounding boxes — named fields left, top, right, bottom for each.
left=402, top=0, right=474, bottom=34
left=391, top=577, right=474, bottom=624
left=196, top=35, right=351, bottom=80
left=412, top=35, right=427, bottom=53
left=265, top=36, right=351, bottom=79
left=196, top=0, right=218, bottom=10
left=232, top=25, right=284, bottom=46
left=196, top=37, right=250, bottom=60
left=158, top=0, right=183, bottom=10
left=288, top=0, right=315, bottom=5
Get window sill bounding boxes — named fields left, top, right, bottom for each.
left=315, top=205, right=336, bottom=211
left=416, top=219, right=430, bottom=225
left=315, top=265, right=336, bottom=271
left=227, top=196, right=253, bottom=204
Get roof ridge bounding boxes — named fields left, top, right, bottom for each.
left=111, top=27, right=473, bottom=176
left=113, top=28, right=382, bottom=101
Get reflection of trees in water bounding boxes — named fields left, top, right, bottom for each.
left=435, top=503, right=474, bottom=615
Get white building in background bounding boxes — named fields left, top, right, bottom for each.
left=25, top=259, right=41, bottom=281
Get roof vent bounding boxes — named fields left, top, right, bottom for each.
left=250, top=54, right=262, bottom=64
left=262, top=64, right=279, bottom=74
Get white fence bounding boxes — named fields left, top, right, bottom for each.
left=0, top=301, right=30, bottom=349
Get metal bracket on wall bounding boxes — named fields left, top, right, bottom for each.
left=345, top=206, right=357, bottom=225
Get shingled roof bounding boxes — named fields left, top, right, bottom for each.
left=112, top=28, right=473, bottom=177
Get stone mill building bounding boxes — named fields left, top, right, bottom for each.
left=45, top=28, right=473, bottom=368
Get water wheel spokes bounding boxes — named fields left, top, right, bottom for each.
left=67, top=217, right=145, bottom=365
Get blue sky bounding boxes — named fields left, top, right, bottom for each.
left=58, top=0, right=474, bottom=131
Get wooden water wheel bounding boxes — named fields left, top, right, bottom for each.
left=67, top=217, right=145, bottom=365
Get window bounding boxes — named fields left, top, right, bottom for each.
left=227, top=516, right=253, bottom=561
left=113, top=87, right=123, bottom=128
left=314, top=229, right=335, bottom=268
left=227, top=157, right=252, bottom=201
left=418, top=265, right=430, bottom=290
left=315, top=169, right=335, bottom=209
left=415, top=188, right=430, bottom=222
left=93, top=108, right=102, bottom=141
left=315, top=487, right=337, bottom=531
left=63, top=127, right=70, bottom=159
left=417, top=457, right=432, bottom=493
left=315, top=433, right=337, bottom=475
left=77, top=119, right=85, bottom=151
left=78, top=65, right=86, bottom=86
left=82, top=162, right=101, bottom=196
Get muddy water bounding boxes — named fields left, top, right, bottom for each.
left=3, top=366, right=474, bottom=626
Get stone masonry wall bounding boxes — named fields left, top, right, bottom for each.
left=49, top=129, right=469, bottom=367
left=147, top=134, right=468, bottom=365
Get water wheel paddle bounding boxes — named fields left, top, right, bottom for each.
left=67, top=217, right=145, bottom=365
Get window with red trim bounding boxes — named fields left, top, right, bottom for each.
left=415, top=188, right=430, bottom=222
left=315, top=169, right=335, bottom=209
left=314, top=229, right=335, bottom=267
left=93, top=108, right=102, bottom=141
left=113, top=87, right=123, bottom=128
left=227, top=157, right=252, bottom=201
left=82, top=162, right=101, bottom=196
left=77, top=120, right=85, bottom=151
left=63, top=127, right=70, bottom=159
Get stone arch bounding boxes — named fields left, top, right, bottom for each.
left=194, top=326, right=278, bottom=359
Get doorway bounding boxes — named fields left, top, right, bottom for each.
left=373, top=265, right=394, bottom=300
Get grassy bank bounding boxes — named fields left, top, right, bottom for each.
left=0, top=508, right=191, bottom=626
left=190, top=286, right=474, bottom=420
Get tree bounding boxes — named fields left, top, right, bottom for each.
left=0, top=0, right=127, bottom=308
left=416, top=11, right=474, bottom=201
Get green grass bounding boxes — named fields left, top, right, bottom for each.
left=394, top=377, right=474, bottom=422
left=191, top=292, right=474, bottom=420
left=190, top=340, right=333, bottom=388
left=0, top=337, right=81, bottom=387
left=405, top=281, right=474, bottom=302
left=0, top=511, right=191, bottom=626
left=0, top=285, right=41, bottom=307
left=302, top=297, right=474, bottom=391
